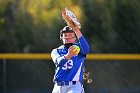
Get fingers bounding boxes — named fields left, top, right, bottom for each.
left=61, top=9, right=66, bottom=16
left=68, top=45, right=74, bottom=51
left=68, top=46, right=78, bottom=56
left=65, top=45, right=78, bottom=60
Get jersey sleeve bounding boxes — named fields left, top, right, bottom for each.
left=78, top=36, right=90, bottom=54
left=51, top=48, right=67, bottom=66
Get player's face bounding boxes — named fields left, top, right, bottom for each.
left=61, top=32, right=76, bottom=44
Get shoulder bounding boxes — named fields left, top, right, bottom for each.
left=51, top=45, right=65, bottom=54
left=58, top=45, right=65, bottom=49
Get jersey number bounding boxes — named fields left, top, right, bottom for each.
left=62, top=60, right=73, bottom=70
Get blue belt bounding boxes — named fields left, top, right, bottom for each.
left=56, top=81, right=77, bottom=86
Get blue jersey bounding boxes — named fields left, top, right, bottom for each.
left=51, top=36, right=90, bottom=82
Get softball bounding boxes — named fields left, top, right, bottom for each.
left=73, top=45, right=80, bottom=54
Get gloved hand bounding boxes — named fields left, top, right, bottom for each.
left=61, top=8, right=81, bottom=30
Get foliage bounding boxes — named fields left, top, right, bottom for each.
left=0, top=0, right=140, bottom=53
left=81, top=0, right=140, bottom=53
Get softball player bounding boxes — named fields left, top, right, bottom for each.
left=51, top=26, right=90, bottom=93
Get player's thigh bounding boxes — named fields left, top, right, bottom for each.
left=52, top=84, right=61, bottom=93
left=68, top=84, right=84, bottom=93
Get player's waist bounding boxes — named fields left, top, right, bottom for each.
left=55, top=81, right=81, bottom=86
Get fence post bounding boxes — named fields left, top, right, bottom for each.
left=3, top=59, right=7, bottom=93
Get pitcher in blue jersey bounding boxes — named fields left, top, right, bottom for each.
left=51, top=26, right=90, bottom=93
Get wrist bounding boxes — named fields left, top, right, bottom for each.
left=64, top=54, right=71, bottom=60
left=73, top=28, right=80, bottom=32
left=74, top=29, right=82, bottom=38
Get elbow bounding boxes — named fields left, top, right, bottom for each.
left=58, top=59, right=66, bottom=66
left=83, top=45, right=90, bottom=54
left=56, top=56, right=67, bottom=67
left=85, top=45, right=90, bottom=54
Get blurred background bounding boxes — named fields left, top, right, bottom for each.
left=0, top=0, right=140, bottom=93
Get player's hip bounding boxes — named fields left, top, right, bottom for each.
left=52, top=81, right=84, bottom=93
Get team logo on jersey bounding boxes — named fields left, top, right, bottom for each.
left=62, top=60, right=73, bottom=70
left=58, top=49, right=67, bottom=54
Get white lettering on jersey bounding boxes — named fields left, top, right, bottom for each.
left=62, top=60, right=73, bottom=70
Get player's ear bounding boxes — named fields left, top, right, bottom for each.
left=60, top=33, right=63, bottom=43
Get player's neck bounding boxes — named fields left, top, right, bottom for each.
left=64, top=43, right=73, bottom=48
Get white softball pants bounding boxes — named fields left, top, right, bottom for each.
left=52, top=81, right=84, bottom=93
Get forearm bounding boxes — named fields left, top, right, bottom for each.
left=73, top=28, right=82, bottom=39
left=64, top=54, right=71, bottom=60
left=55, top=56, right=67, bottom=66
